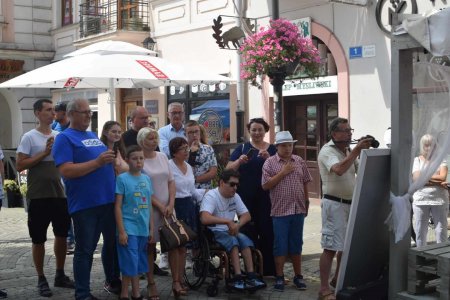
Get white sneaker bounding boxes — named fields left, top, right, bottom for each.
left=158, top=252, right=169, bottom=269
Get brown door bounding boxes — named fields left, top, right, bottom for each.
left=284, top=94, right=338, bottom=198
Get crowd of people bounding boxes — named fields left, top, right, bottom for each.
left=3, top=97, right=448, bottom=300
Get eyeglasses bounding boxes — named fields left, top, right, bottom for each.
left=186, top=130, right=200, bottom=136
left=226, top=181, right=239, bottom=188
left=335, top=128, right=354, bottom=133
left=73, top=110, right=93, bottom=116
left=169, top=111, right=183, bottom=116
left=177, top=146, right=190, bottom=152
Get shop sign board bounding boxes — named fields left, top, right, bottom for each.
left=282, top=76, right=338, bottom=96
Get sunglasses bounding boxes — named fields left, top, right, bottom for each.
left=226, top=181, right=239, bottom=188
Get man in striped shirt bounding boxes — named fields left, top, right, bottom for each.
left=262, top=131, right=312, bottom=292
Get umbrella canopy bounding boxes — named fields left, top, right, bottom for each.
left=0, top=41, right=231, bottom=119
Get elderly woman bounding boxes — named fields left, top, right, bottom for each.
left=412, top=134, right=449, bottom=247
left=226, top=118, right=277, bottom=276
left=100, top=121, right=128, bottom=175
left=168, top=137, right=205, bottom=294
left=137, top=128, right=180, bottom=300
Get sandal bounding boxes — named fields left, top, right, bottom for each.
left=318, top=291, right=336, bottom=300
left=172, top=281, right=187, bottom=298
left=147, top=281, right=160, bottom=300
left=38, top=280, right=53, bottom=297
left=329, top=278, right=337, bottom=288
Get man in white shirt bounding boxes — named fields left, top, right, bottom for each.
left=200, top=169, right=266, bottom=291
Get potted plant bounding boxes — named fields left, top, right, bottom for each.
left=239, top=18, right=321, bottom=88
left=3, top=179, right=22, bottom=207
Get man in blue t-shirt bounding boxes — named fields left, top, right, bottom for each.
left=52, top=98, right=121, bottom=300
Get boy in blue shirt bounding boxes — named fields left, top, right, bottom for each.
left=115, top=145, right=154, bottom=300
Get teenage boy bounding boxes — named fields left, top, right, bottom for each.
left=115, top=145, right=154, bottom=300
left=262, top=131, right=312, bottom=292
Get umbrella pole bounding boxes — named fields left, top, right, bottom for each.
left=109, top=78, right=116, bottom=121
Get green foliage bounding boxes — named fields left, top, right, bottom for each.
left=20, top=184, right=27, bottom=198
left=3, top=179, right=20, bottom=193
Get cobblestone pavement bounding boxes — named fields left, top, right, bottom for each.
left=0, top=199, right=324, bottom=299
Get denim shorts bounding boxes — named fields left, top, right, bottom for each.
left=272, top=214, right=305, bottom=256
left=117, top=235, right=149, bottom=276
left=212, top=231, right=254, bottom=252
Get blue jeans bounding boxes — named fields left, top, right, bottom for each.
left=72, top=203, right=120, bottom=300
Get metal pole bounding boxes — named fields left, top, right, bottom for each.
left=236, top=0, right=245, bottom=141
left=389, top=20, right=421, bottom=298
left=271, top=0, right=283, bottom=132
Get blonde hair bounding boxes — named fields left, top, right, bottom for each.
left=420, top=134, right=435, bottom=157
left=137, top=127, right=159, bottom=148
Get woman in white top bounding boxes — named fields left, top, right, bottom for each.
left=412, top=134, right=449, bottom=247
left=168, top=137, right=205, bottom=295
left=137, top=128, right=177, bottom=300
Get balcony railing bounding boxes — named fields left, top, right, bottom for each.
left=79, top=0, right=150, bottom=38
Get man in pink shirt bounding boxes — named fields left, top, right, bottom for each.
left=262, top=131, right=312, bottom=292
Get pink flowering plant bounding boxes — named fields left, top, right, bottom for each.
left=240, top=18, right=321, bottom=87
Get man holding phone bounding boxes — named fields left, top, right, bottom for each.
left=16, top=99, right=74, bottom=297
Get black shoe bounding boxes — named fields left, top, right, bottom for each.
left=153, top=264, right=169, bottom=276
left=54, top=275, right=75, bottom=288
left=0, top=289, right=7, bottom=299
left=83, top=295, right=100, bottom=300
left=103, top=279, right=121, bottom=295
left=38, top=279, right=53, bottom=297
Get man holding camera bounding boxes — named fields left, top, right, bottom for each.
left=317, top=117, right=372, bottom=300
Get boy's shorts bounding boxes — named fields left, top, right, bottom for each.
left=212, top=231, right=254, bottom=252
left=272, top=214, right=305, bottom=256
left=28, top=198, right=71, bottom=244
left=117, top=235, right=149, bottom=276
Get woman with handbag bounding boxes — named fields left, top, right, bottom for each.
left=168, top=137, right=206, bottom=296
left=137, top=127, right=178, bottom=300
left=225, top=118, right=277, bottom=276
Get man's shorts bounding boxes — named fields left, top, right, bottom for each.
left=117, top=235, right=149, bottom=277
left=272, top=214, right=305, bottom=256
left=212, top=231, right=254, bottom=252
left=27, top=198, right=71, bottom=244
left=320, top=198, right=350, bottom=252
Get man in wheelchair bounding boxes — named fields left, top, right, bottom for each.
left=200, top=169, right=266, bottom=291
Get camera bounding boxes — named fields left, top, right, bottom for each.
left=351, top=135, right=380, bottom=148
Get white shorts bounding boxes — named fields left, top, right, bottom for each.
left=320, top=198, right=350, bottom=252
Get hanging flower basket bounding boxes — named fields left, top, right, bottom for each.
left=239, top=18, right=321, bottom=88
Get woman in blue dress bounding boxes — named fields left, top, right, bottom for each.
left=226, top=118, right=277, bottom=276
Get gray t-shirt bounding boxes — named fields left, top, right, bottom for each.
left=17, top=129, right=65, bottom=199
left=200, top=188, right=248, bottom=232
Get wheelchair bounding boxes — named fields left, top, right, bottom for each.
left=183, top=224, right=264, bottom=297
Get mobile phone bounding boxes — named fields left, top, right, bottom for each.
left=113, top=142, right=119, bottom=157
left=246, top=148, right=257, bottom=159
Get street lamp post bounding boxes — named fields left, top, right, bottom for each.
left=271, top=0, right=283, bottom=132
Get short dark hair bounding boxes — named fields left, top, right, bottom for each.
left=125, top=145, right=143, bottom=158
left=169, top=137, right=188, bottom=158
left=33, top=99, right=52, bottom=112
left=220, top=169, right=240, bottom=182
left=329, top=117, right=349, bottom=132
left=54, top=102, right=67, bottom=112
left=246, top=118, right=270, bottom=132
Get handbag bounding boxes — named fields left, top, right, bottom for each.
left=159, top=215, right=198, bottom=252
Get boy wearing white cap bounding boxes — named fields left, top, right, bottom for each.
left=261, top=131, right=312, bottom=292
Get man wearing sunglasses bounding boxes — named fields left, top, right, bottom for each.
left=200, top=169, right=266, bottom=291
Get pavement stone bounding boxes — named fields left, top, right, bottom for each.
left=0, top=199, right=325, bottom=299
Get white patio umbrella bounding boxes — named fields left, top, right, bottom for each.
left=0, top=41, right=231, bottom=119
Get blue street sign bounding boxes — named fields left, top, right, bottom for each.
left=349, top=46, right=363, bottom=59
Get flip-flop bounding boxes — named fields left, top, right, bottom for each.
left=318, top=291, right=336, bottom=300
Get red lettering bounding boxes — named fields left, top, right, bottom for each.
left=136, top=60, right=169, bottom=80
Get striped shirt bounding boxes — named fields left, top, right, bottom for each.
left=262, top=153, right=312, bottom=217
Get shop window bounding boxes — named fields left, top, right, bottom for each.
left=62, top=0, right=73, bottom=26
left=167, top=85, right=231, bottom=144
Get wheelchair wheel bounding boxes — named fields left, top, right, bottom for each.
left=184, top=234, right=209, bottom=289
left=207, top=284, right=219, bottom=297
